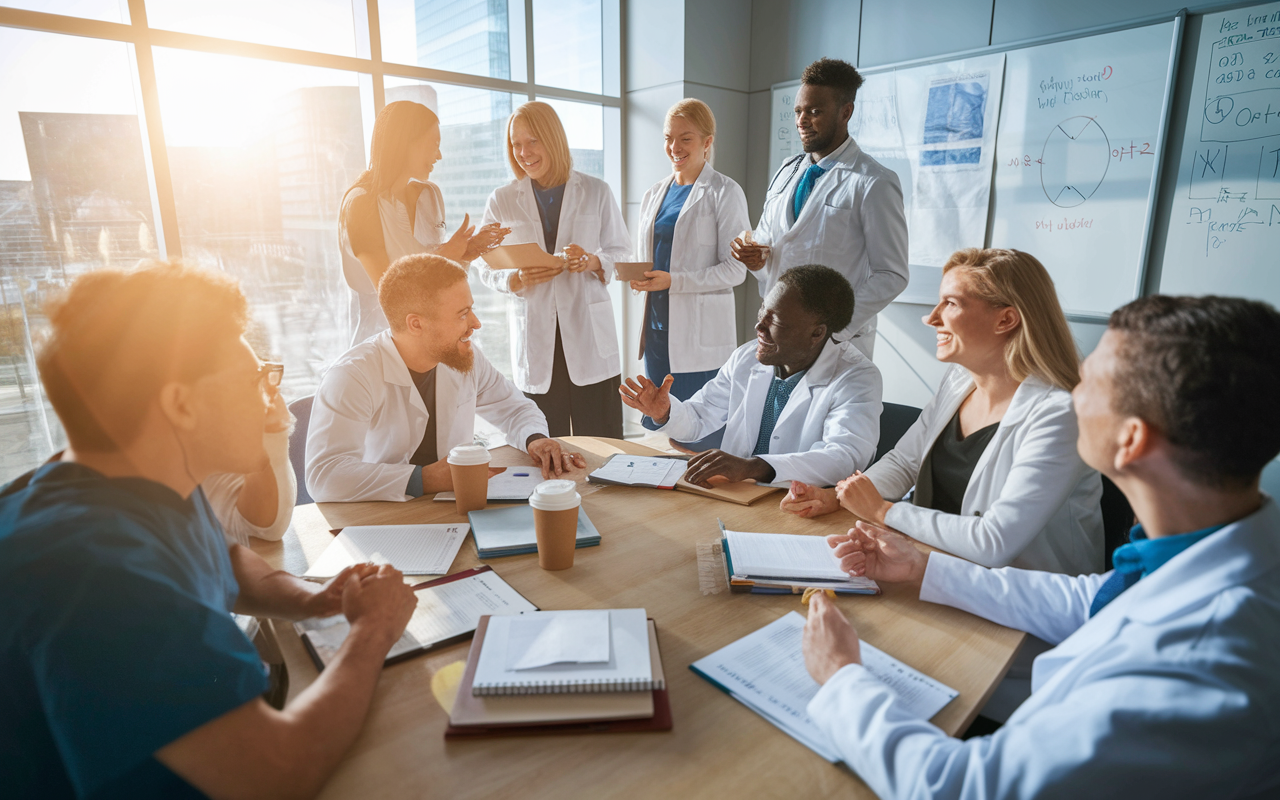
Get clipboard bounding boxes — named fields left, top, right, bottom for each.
left=479, top=242, right=563, bottom=271
left=614, top=261, right=654, bottom=282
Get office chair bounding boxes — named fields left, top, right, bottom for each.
left=873, top=403, right=922, bottom=465
left=287, top=395, right=314, bottom=506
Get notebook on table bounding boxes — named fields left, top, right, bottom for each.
left=302, top=524, right=469, bottom=579
left=470, top=608, right=658, bottom=695
left=690, top=612, right=957, bottom=762
left=467, top=504, right=601, bottom=559
left=721, top=527, right=880, bottom=595
left=294, top=566, right=536, bottom=670
left=445, top=617, right=672, bottom=738
left=588, top=454, right=780, bottom=506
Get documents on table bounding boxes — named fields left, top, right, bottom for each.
left=471, top=608, right=658, bottom=695
left=722, top=528, right=879, bottom=595
left=690, top=612, right=958, bottom=762
left=294, top=566, right=536, bottom=669
left=588, top=454, right=781, bottom=505
left=446, top=618, right=673, bottom=738
left=478, top=242, right=562, bottom=270
left=588, top=454, right=687, bottom=489
left=468, top=504, right=601, bottom=559
left=303, top=524, right=469, bottom=578
left=433, top=467, right=544, bottom=502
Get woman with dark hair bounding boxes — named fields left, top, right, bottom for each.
left=340, top=100, right=508, bottom=345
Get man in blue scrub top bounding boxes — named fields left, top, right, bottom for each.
left=802, top=295, right=1280, bottom=798
left=0, top=262, right=417, bottom=799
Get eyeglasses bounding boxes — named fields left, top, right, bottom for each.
left=258, top=362, right=284, bottom=397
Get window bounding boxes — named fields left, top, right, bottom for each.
left=0, top=27, right=156, bottom=479
left=0, top=1, right=622, bottom=483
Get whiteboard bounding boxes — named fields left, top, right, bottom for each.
left=991, top=21, right=1180, bottom=317
left=1160, top=1, right=1280, bottom=302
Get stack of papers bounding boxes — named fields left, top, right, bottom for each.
left=588, top=455, right=686, bottom=489
left=468, top=504, right=601, bottom=559
left=723, top=529, right=879, bottom=595
left=434, top=468, right=544, bottom=502
left=294, top=567, right=536, bottom=668
left=303, top=524, right=469, bottom=579
left=471, top=608, right=658, bottom=695
left=690, top=612, right=958, bottom=762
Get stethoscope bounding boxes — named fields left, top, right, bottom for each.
left=766, top=152, right=808, bottom=196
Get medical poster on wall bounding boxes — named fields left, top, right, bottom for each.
left=847, top=53, right=1004, bottom=301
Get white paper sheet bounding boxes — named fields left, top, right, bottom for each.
left=691, top=612, right=958, bottom=763
left=590, top=456, right=686, bottom=487
left=433, top=467, right=545, bottom=502
left=303, top=524, right=469, bottom=578
left=297, top=569, right=536, bottom=663
left=507, top=610, right=611, bottom=670
left=725, top=530, right=848, bottom=582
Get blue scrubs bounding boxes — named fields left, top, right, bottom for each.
left=643, top=182, right=723, bottom=449
left=0, top=461, right=268, bottom=799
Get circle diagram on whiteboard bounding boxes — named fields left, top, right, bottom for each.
left=1040, top=116, right=1111, bottom=208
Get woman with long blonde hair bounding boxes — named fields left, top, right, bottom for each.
left=782, top=247, right=1104, bottom=576
left=479, top=101, right=630, bottom=437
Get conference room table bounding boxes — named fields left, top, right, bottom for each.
left=251, top=437, right=1025, bottom=799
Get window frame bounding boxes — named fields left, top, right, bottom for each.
left=0, top=0, right=626, bottom=262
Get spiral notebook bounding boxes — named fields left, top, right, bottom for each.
left=470, top=608, right=658, bottom=696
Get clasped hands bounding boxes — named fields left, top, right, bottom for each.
left=803, top=522, right=929, bottom=684
left=780, top=471, right=893, bottom=525
left=509, top=243, right=603, bottom=292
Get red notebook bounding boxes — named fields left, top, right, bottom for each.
left=444, top=615, right=673, bottom=739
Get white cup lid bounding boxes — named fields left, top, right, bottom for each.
left=529, top=479, right=581, bottom=511
left=447, top=444, right=491, bottom=466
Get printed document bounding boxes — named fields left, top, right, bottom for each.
left=304, top=524, right=469, bottom=578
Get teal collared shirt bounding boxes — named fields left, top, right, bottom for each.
left=1089, top=522, right=1225, bottom=617
left=752, top=367, right=807, bottom=456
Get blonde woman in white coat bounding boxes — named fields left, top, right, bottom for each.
left=632, top=99, right=749, bottom=449
left=480, top=101, right=630, bottom=437
left=781, top=248, right=1103, bottom=576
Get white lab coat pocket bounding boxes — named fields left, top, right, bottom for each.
left=819, top=201, right=862, bottom=279
left=588, top=298, right=618, bottom=360
left=697, top=292, right=737, bottom=348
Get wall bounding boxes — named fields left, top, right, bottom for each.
left=738, top=0, right=1202, bottom=407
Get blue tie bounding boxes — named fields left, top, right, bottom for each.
left=753, top=375, right=801, bottom=456
left=792, top=163, right=827, bottom=222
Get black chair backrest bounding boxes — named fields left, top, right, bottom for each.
left=287, top=395, right=314, bottom=506
left=873, top=403, right=922, bottom=465
left=1100, top=475, right=1134, bottom=571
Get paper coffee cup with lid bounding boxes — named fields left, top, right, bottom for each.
left=529, top=479, right=581, bottom=570
left=447, top=444, right=491, bottom=514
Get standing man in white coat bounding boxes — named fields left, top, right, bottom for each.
left=621, top=266, right=881, bottom=488
left=306, top=255, right=584, bottom=503
left=733, top=58, right=908, bottom=358
left=480, top=102, right=631, bottom=438
left=801, top=294, right=1280, bottom=798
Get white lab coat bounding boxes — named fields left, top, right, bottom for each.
left=656, top=338, right=882, bottom=487
left=305, top=331, right=547, bottom=502
left=204, top=428, right=295, bottom=547
left=634, top=165, right=750, bottom=373
left=754, top=137, right=909, bottom=357
left=339, top=182, right=447, bottom=347
left=868, top=365, right=1103, bottom=575
left=808, top=498, right=1280, bottom=800
left=479, top=171, right=630, bottom=393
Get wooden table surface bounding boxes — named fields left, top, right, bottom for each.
left=252, top=437, right=1023, bottom=800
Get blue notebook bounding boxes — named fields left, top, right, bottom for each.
left=467, top=505, right=601, bottom=559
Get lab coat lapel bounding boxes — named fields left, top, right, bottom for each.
left=641, top=173, right=675, bottom=259
left=556, top=171, right=583, bottom=252
left=676, top=164, right=712, bottom=223
left=434, top=364, right=461, bottom=459
left=514, top=178, right=547, bottom=252
left=961, top=376, right=1051, bottom=505
left=772, top=339, right=838, bottom=433
left=376, top=332, right=428, bottom=428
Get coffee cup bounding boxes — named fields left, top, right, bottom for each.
left=529, top=479, right=582, bottom=570
left=447, top=444, right=491, bottom=514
